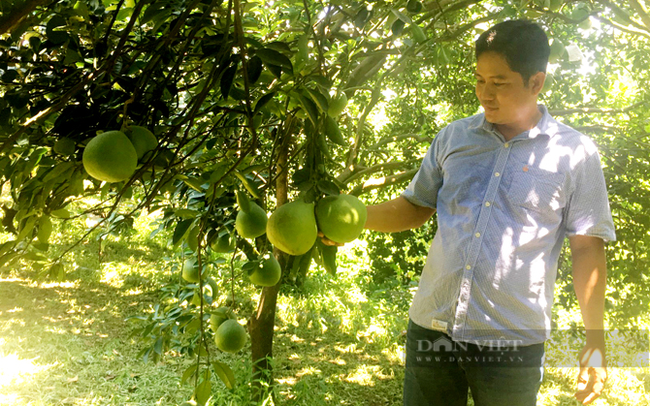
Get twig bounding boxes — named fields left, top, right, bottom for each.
left=549, top=100, right=647, bottom=116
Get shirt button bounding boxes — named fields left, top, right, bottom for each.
left=465, top=265, right=471, bottom=270
left=494, top=172, right=500, bottom=177
left=485, top=202, right=491, bottom=207
left=504, top=143, right=510, bottom=148
left=475, top=232, right=481, bottom=238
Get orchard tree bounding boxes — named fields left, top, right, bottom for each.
left=1, top=0, right=650, bottom=404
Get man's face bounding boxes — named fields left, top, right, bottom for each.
left=475, top=52, right=543, bottom=125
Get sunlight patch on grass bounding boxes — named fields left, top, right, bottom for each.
left=0, top=352, right=56, bottom=388
left=295, top=366, right=320, bottom=378
left=342, top=364, right=380, bottom=386
left=40, top=281, right=78, bottom=289
left=356, top=323, right=386, bottom=343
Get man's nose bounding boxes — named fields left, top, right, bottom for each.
left=478, top=83, right=496, bottom=100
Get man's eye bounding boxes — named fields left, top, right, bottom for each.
left=494, top=82, right=504, bottom=87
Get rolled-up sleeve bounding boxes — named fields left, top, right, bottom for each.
left=401, top=131, right=444, bottom=210
left=564, top=151, right=616, bottom=242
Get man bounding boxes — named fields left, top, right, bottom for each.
left=324, top=20, right=615, bottom=406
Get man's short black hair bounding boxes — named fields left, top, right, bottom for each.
left=475, top=20, right=550, bottom=85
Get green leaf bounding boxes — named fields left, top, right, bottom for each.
left=195, top=370, right=212, bottom=406
left=175, top=209, right=200, bottom=219
left=37, top=216, right=52, bottom=244
left=50, top=208, right=71, bottom=218
left=153, top=337, right=164, bottom=355
left=220, top=64, right=238, bottom=99
left=410, top=24, right=426, bottom=43
left=46, top=15, right=68, bottom=45
left=43, top=162, right=74, bottom=183
left=173, top=219, right=193, bottom=246
left=235, top=189, right=251, bottom=212
left=317, top=240, right=337, bottom=276
left=246, top=56, right=263, bottom=84
left=16, top=215, right=37, bottom=242
left=391, top=9, right=412, bottom=24
left=324, top=116, right=345, bottom=145
left=304, top=87, right=329, bottom=113
left=255, top=48, right=293, bottom=72
left=406, top=0, right=423, bottom=13
left=254, top=91, right=276, bottom=114
left=391, top=19, right=405, bottom=36
left=212, top=361, right=236, bottom=389
left=297, top=246, right=313, bottom=275
left=316, top=179, right=340, bottom=195
left=296, top=93, right=319, bottom=126
left=181, top=364, right=198, bottom=385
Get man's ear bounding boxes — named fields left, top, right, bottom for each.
left=529, top=71, right=546, bottom=95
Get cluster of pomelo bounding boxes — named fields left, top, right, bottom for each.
left=81, top=125, right=158, bottom=183
left=232, top=192, right=366, bottom=287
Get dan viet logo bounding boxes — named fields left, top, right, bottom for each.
left=417, top=336, right=525, bottom=352
left=415, top=336, right=528, bottom=365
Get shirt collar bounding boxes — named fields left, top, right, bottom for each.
left=471, top=104, right=560, bottom=140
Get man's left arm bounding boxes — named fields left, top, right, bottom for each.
left=569, top=235, right=608, bottom=405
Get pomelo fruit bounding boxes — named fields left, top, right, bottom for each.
left=235, top=202, right=267, bottom=239
left=125, top=125, right=157, bottom=160
left=214, top=319, right=247, bottom=353
left=82, top=130, right=137, bottom=183
left=210, top=232, right=236, bottom=253
left=182, top=259, right=201, bottom=283
left=327, top=93, right=347, bottom=117
left=266, top=200, right=318, bottom=256
left=249, top=256, right=282, bottom=286
left=315, top=194, right=367, bottom=244
left=210, top=307, right=234, bottom=332
left=54, top=137, right=76, bottom=156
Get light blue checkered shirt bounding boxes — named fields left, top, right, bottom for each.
left=402, top=105, right=616, bottom=345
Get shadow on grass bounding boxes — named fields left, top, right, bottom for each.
left=0, top=277, right=189, bottom=405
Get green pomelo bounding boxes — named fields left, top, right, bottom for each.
left=249, top=256, right=282, bottom=287
left=182, top=259, right=201, bottom=283
left=315, top=194, right=367, bottom=244
left=266, top=200, right=318, bottom=256
left=210, top=232, right=236, bottom=253
left=82, top=130, right=137, bottom=183
left=214, top=319, right=247, bottom=353
left=235, top=202, right=267, bottom=239
left=210, top=307, right=234, bottom=332
left=126, top=125, right=158, bottom=160
left=54, top=137, right=76, bottom=156
left=327, top=93, right=347, bottom=117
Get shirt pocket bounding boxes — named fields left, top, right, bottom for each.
left=507, top=166, right=566, bottom=214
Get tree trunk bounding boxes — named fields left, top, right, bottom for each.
left=0, top=0, right=52, bottom=36
left=247, top=126, right=291, bottom=403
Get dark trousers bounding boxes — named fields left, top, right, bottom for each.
left=403, top=319, right=545, bottom=406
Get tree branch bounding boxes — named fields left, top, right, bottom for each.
left=368, top=133, right=433, bottom=150
left=0, top=0, right=52, bottom=36
left=351, top=168, right=418, bottom=196
left=549, top=100, right=647, bottom=116
left=629, top=0, right=650, bottom=30
left=341, top=159, right=419, bottom=184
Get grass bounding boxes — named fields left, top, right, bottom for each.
left=0, top=205, right=649, bottom=405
